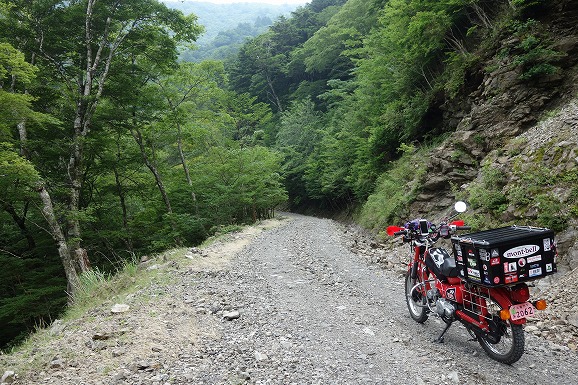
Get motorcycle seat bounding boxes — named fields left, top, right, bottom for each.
left=426, top=247, right=460, bottom=281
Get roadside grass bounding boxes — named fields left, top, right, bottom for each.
left=0, top=247, right=191, bottom=376
left=358, top=144, right=429, bottom=234
left=0, top=218, right=282, bottom=378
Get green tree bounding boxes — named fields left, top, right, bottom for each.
left=228, top=0, right=347, bottom=112
left=230, top=32, right=288, bottom=112
left=0, top=42, right=57, bottom=251
left=192, top=145, right=287, bottom=224
left=1, top=0, right=202, bottom=295
left=275, top=99, right=323, bottom=208
left=293, top=0, right=373, bottom=77
left=225, top=92, right=273, bottom=146
left=149, top=61, right=228, bottom=213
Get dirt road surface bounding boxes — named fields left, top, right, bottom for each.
left=3, top=214, right=576, bottom=385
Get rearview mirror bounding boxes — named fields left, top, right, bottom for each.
left=454, top=201, right=467, bottom=213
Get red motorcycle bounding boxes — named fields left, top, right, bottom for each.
left=387, top=202, right=556, bottom=364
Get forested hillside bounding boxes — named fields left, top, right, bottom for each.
left=0, top=0, right=286, bottom=349
left=2, top=0, right=578, bottom=351
left=227, top=0, right=577, bottom=220
left=162, top=1, right=299, bottom=61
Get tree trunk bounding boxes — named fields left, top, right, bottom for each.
left=131, top=128, right=173, bottom=214
left=17, top=116, right=80, bottom=298
left=175, top=121, right=198, bottom=213
left=265, top=72, right=283, bottom=113
left=67, top=108, right=91, bottom=275
left=60, top=0, right=123, bottom=279
left=17, top=121, right=28, bottom=158
left=38, top=185, right=80, bottom=299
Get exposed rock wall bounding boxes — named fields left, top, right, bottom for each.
left=411, top=3, right=578, bottom=271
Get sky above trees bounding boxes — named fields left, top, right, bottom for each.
left=171, top=0, right=307, bottom=4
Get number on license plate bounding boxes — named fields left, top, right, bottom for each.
left=509, top=302, right=535, bottom=321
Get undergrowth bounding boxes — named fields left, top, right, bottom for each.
left=357, top=143, right=428, bottom=234
left=0, top=247, right=191, bottom=373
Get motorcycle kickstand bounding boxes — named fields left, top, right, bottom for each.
left=433, top=320, right=453, bottom=343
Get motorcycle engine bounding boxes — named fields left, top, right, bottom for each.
left=436, top=298, right=455, bottom=319
left=427, top=288, right=439, bottom=301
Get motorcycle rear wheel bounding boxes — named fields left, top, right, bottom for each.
left=477, top=296, right=525, bottom=364
left=404, top=270, right=428, bottom=323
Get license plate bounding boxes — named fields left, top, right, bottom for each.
left=509, top=302, right=535, bottom=321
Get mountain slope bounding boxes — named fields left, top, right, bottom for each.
left=163, top=1, right=300, bottom=60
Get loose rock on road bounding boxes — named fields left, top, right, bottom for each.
left=178, top=214, right=578, bottom=385
left=3, top=214, right=577, bottom=385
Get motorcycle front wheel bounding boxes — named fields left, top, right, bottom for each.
left=404, top=270, right=428, bottom=323
left=477, top=296, right=525, bottom=364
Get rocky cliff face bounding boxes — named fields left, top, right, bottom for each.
left=412, top=1, right=578, bottom=270
left=405, top=2, right=578, bottom=332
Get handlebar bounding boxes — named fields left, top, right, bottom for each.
left=386, top=201, right=470, bottom=243
left=386, top=221, right=471, bottom=242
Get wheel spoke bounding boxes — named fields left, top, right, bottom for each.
left=405, top=271, right=428, bottom=323
left=477, top=296, right=525, bottom=364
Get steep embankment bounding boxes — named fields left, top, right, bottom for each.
left=414, top=2, right=578, bottom=221
left=402, top=1, right=578, bottom=339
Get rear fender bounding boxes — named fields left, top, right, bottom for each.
left=489, top=287, right=527, bottom=325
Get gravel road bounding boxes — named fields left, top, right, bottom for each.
left=176, top=214, right=578, bottom=385
left=3, top=213, right=577, bottom=385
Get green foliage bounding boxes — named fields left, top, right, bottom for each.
left=510, top=0, right=541, bottom=7
left=294, top=0, right=373, bottom=76
left=225, top=92, right=273, bottom=145
left=0, top=44, right=58, bottom=138
left=492, top=19, right=565, bottom=80
left=193, top=145, right=287, bottom=224
left=444, top=51, right=479, bottom=98
left=504, top=161, right=573, bottom=232
left=350, top=0, right=474, bottom=171
left=509, top=0, right=547, bottom=17
left=467, top=164, right=508, bottom=214
left=0, top=254, right=67, bottom=350
left=0, top=42, right=37, bottom=85
left=0, top=143, right=40, bottom=193
left=228, top=0, right=347, bottom=111
left=358, top=145, right=428, bottom=232
left=275, top=99, right=323, bottom=207
left=534, top=194, right=567, bottom=232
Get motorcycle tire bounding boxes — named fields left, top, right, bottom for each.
left=404, top=270, right=428, bottom=323
left=476, top=296, right=525, bottom=364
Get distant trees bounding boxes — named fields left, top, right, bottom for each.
left=225, top=0, right=520, bottom=211
left=228, top=0, right=347, bottom=113
left=183, top=20, right=274, bottom=62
